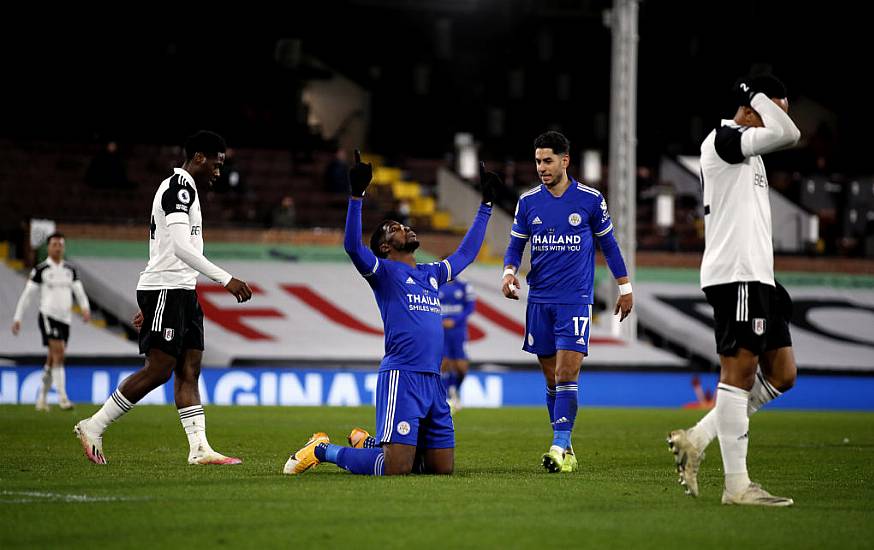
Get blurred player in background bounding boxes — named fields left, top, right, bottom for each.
left=284, top=153, right=498, bottom=476
left=74, top=130, right=253, bottom=466
left=439, top=269, right=476, bottom=413
left=668, top=74, right=800, bottom=506
left=11, top=232, right=91, bottom=411
left=501, top=131, right=633, bottom=474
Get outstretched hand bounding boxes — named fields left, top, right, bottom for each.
left=479, top=161, right=501, bottom=205
left=349, top=149, right=373, bottom=197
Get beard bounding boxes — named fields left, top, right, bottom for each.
left=399, top=240, right=420, bottom=253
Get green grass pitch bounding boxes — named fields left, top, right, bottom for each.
left=2, top=405, right=872, bottom=549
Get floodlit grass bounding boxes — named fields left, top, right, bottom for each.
left=1, top=405, right=872, bottom=549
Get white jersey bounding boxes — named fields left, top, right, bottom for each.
left=699, top=94, right=801, bottom=289
left=13, top=258, right=90, bottom=325
left=137, top=168, right=205, bottom=290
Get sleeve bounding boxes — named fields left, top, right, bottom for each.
left=13, top=280, right=40, bottom=322
left=161, top=177, right=197, bottom=226
left=72, top=280, right=91, bottom=313
left=344, top=198, right=381, bottom=280
left=590, top=194, right=614, bottom=238
left=596, top=230, right=628, bottom=280
left=168, top=224, right=233, bottom=285
left=30, top=266, right=44, bottom=284
left=444, top=203, right=492, bottom=283
left=740, top=94, right=802, bottom=157
left=68, top=265, right=91, bottom=313
left=591, top=196, right=628, bottom=279
left=714, top=126, right=746, bottom=164
left=503, top=199, right=529, bottom=269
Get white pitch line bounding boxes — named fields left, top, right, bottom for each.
left=0, top=491, right=149, bottom=503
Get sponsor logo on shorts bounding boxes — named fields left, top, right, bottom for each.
left=527, top=333, right=534, bottom=346
left=164, top=328, right=175, bottom=341
left=397, top=421, right=411, bottom=436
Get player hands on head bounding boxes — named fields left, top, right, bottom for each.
left=668, top=72, right=800, bottom=507
left=284, top=150, right=500, bottom=476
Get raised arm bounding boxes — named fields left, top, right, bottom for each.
left=444, top=163, right=498, bottom=281
left=444, top=203, right=492, bottom=281
left=344, top=198, right=380, bottom=277
left=741, top=93, right=801, bottom=156
left=343, top=150, right=380, bottom=278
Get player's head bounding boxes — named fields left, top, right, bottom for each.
left=46, top=232, right=65, bottom=261
left=733, top=73, right=789, bottom=128
left=370, top=220, right=420, bottom=259
left=183, top=130, right=227, bottom=187
left=533, top=131, right=570, bottom=188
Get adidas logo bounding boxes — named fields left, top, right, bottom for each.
left=532, top=216, right=542, bottom=224
left=576, top=337, right=586, bottom=345
left=406, top=277, right=416, bottom=284
left=554, top=416, right=569, bottom=424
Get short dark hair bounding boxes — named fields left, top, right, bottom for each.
left=533, top=131, right=570, bottom=156
left=734, top=73, right=787, bottom=107
left=370, top=220, right=393, bottom=259
left=46, top=232, right=65, bottom=245
left=184, top=130, right=227, bottom=161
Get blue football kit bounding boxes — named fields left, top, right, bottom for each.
left=504, top=178, right=627, bottom=356
left=439, top=279, right=475, bottom=360
left=344, top=198, right=491, bottom=450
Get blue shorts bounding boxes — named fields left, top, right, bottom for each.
left=375, top=370, right=455, bottom=449
left=523, top=303, right=592, bottom=357
left=443, top=327, right=467, bottom=360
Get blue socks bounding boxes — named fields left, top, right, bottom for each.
left=315, top=443, right=385, bottom=476
left=552, top=382, right=578, bottom=450
left=546, top=385, right=557, bottom=424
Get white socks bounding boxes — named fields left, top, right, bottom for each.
left=715, top=383, right=752, bottom=493
left=178, top=405, right=210, bottom=453
left=748, top=370, right=782, bottom=415
left=39, top=364, right=52, bottom=402
left=689, top=368, right=782, bottom=450
left=88, top=389, right=134, bottom=434
left=51, top=365, right=68, bottom=401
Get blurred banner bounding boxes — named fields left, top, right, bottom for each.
left=2, top=366, right=872, bottom=410
left=69, top=261, right=685, bottom=367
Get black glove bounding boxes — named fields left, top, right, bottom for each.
left=348, top=149, right=373, bottom=197
left=479, top=161, right=501, bottom=205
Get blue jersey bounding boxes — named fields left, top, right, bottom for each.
left=505, top=178, right=614, bottom=304
left=439, top=279, right=475, bottom=330
left=367, top=258, right=450, bottom=374
left=344, top=199, right=492, bottom=375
